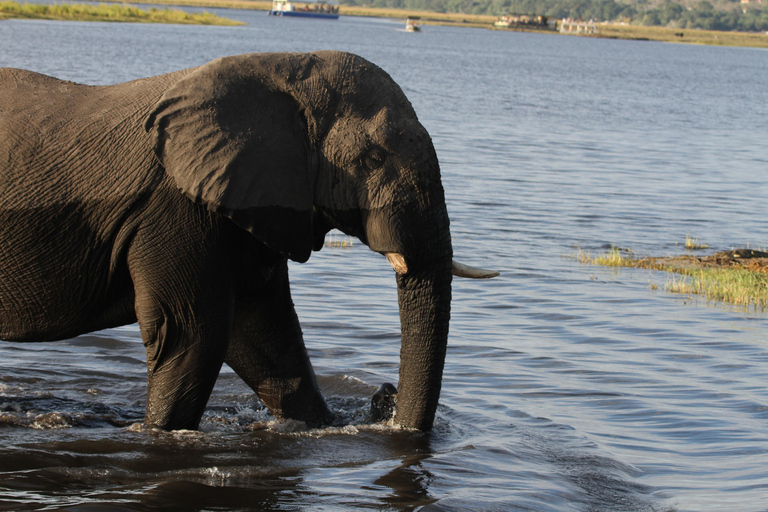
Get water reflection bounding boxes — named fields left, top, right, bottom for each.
left=372, top=435, right=436, bottom=509
left=140, top=477, right=301, bottom=511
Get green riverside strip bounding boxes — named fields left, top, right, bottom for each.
left=0, top=1, right=244, bottom=24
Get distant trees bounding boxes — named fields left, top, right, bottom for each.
left=342, top=0, right=637, bottom=18
left=339, top=0, right=768, bottom=32
left=640, top=1, right=768, bottom=31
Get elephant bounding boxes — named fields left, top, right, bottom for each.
left=0, top=51, right=497, bottom=432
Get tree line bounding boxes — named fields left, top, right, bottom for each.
left=340, top=0, right=768, bottom=32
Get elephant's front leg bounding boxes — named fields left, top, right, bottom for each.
left=225, top=262, right=333, bottom=427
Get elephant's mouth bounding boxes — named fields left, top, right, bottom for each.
left=313, top=207, right=498, bottom=279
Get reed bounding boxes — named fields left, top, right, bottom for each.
left=576, top=247, right=637, bottom=268
left=324, top=232, right=354, bottom=248
left=0, top=1, right=243, bottom=24
left=666, top=269, right=768, bottom=308
left=684, top=234, right=709, bottom=250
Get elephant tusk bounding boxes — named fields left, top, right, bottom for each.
left=385, top=252, right=408, bottom=275
left=387, top=254, right=498, bottom=278
left=452, top=260, right=500, bottom=279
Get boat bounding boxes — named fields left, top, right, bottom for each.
left=494, top=14, right=549, bottom=29
left=269, top=0, right=340, bottom=19
left=405, top=16, right=421, bottom=32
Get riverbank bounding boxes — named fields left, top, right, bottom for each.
left=88, top=0, right=768, bottom=48
left=0, top=1, right=243, bottom=23
left=592, top=22, right=768, bottom=48
left=3, top=0, right=765, bottom=47
left=577, top=247, right=768, bottom=310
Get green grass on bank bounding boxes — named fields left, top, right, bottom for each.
left=0, top=1, right=244, bottom=24
left=577, top=247, right=768, bottom=310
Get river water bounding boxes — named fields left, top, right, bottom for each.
left=1, top=10, right=768, bottom=512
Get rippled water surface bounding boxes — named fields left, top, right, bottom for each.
left=1, top=10, right=768, bottom=512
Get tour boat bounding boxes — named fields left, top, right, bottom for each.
left=405, top=16, right=421, bottom=32
left=494, top=14, right=549, bottom=29
left=269, top=0, right=340, bottom=19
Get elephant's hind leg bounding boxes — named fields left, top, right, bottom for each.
left=136, top=295, right=234, bottom=430
left=226, top=262, right=333, bottom=427
left=130, top=248, right=236, bottom=431
left=127, top=187, right=240, bottom=430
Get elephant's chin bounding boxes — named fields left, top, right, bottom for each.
left=312, top=208, right=367, bottom=250
left=311, top=209, right=336, bottom=251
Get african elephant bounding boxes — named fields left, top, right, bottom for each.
left=0, top=51, right=496, bottom=432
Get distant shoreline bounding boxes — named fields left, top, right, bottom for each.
left=151, top=0, right=768, bottom=48
left=5, top=0, right=768, bottom=48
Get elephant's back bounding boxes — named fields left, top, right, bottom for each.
left=0, top=66, right=191, bottom=114
left=0, top=69, right=87, bottom=154
left=0, top=69, right=189, bottom=209
left=0, top=67, right=85, bottom=103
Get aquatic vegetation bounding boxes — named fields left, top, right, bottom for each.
left=324, top=231, right=355, bottom=248
left=0, top=1, right=244, bottom=25
left=684, top=234, right=709, bottom=250
left=666, top=268, right=768, bottom=309
left=577, top=246, right=768, bottom=310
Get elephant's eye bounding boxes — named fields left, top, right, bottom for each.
left=364, top=149, right=387, bottom=170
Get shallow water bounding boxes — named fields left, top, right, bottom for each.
left=1, top=10, right=768, bottom=511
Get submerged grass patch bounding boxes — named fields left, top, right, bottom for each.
left=577, top=247, right=768, bottom=310
left=324, top=232, right=354, bottom=248
left=0, top=1, right=243, bottom=25
left=684, top=234, right=709, bottom=250
left=666, top=270, right=768, bottom=309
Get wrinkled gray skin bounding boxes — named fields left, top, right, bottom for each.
left=0, top=52, right=452, bottom=431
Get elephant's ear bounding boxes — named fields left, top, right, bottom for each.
left=145, top=56, right=316, bottom=263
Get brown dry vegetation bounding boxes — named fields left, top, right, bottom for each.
left=626, top=249, right=768, bottom=274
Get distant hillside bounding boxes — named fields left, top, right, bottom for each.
left=340, top=0, right=768, bottom=31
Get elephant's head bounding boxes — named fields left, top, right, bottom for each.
left=146, top=51, right=496, bottom=431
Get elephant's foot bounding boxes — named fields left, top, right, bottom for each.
left=370, top=383, right=397, bottom=423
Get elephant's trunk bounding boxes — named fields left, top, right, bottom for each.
left=393, top=255, right=452, bottom=431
